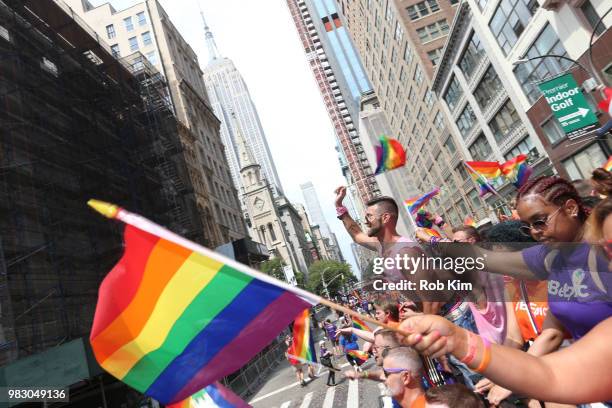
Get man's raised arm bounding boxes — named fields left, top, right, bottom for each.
left=334, top=186, right=379, bottom=251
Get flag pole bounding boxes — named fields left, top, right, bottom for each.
left=87, top=199, right=410, bottom=337
left=462, top=162, right=511, bottom=209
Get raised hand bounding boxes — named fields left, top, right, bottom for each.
left=334, top=186, right=347, bottom=207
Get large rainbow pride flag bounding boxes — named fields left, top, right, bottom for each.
left=352, top=316, right=371, bottom=332
left=88, top=200, right=318, bottom=405
left=287, top=309, right=317, bottom=365
left=375, top=135, right=406, bottom=174
left=501, top=154, right=532, bottom=188
left=168, top=382, right=250, bottom=408
left=465, top=161, right=500, bottom=197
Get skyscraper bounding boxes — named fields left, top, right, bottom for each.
left=287, top=0, right=381, bottom=210
left=201, top=13, right=284, bottom=198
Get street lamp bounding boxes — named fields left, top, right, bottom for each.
left=320, top=267, right=344, bottom=299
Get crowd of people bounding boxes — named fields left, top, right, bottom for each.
left=323, top=164, right=612, bottom=408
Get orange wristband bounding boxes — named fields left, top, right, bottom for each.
left=460, top=331, right=477, bottom=365
left=474, top=338, right=491, bottom=373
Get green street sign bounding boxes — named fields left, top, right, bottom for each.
left=538, top=73, right=599, bottom=140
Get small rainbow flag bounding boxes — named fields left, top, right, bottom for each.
left=404, top=187, right=440, bottom=215
left=501, top=154, right=532, bottom=188
left=465, top=161, right=502, bottom=180
left=375, top=135, right=406, bottom=174
left=168, top=382, right=250, bottom=408
left=422, top=228, right=441, bottom=238
left=88, top=200, right=317, bottom=405
left=464, top=217, right=476, bottom=227
left=287, top=309, right=317, bottom=365
left=465, top=162, right=499, bottom=197
left=603, top=156, right=612, bottom=172
left=347, top=349, right=369, bottom=364
left=352, top=316, right=371, bottom=332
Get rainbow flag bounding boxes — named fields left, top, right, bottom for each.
left=88, top=200, right=317, bottom=405
left=464, top=217, right=476, bottom=227
left=501, top=154, right=532, bottom=188
left=287, top=309, right=317, bottom=365
left=422, top=228, right=441, bottom=238
left=347, top=349, right=369, bottom=364
left=465, top=163, right=499, bottom=197
left=465, top=161, right=502, bottom=180
left=604, top=156, right=612, bottom=172
left=375, top=135, right=406, bottom=174
left=168, top=382, right=250, bottom=408
left=352, top=316, right=371, bottom=332
left=404, top=187, right=440, bottom=215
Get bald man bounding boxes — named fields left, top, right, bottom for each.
left=382, top=347, right=426, bottom=408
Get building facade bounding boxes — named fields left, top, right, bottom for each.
left=66, top=0, right=246, bottom=245
left=201, top=17, right=284, bottom=199
left=334, top=0, right=492, bottom=227
left=287, top=0, right=381, bottom=212
left=432, top=0, right=610, bottom=214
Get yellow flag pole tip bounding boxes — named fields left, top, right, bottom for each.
left=88, top=199, right=120, bottom=219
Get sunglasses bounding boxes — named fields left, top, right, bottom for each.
left=519, top=206, right=563, bottom=236
left=382, top=367, right=410, bottom=376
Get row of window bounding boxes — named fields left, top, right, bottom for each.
left=105, top=11, right=147, bottom=40
left=110, top=31, right=153, bottom=58
left=406, top=0, right=458, bottom=21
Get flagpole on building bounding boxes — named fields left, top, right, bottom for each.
left=462, top=162, right=511, bottom=209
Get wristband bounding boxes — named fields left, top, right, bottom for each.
left=336, top=206, right=348, bottom=219
left=474, top=338, right=491, bottom=373
left=460, top=331, right=477, bottom=365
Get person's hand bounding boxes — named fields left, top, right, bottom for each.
left=487, top=384, right=513, bottom=406
left=474, top=378, right=494, bottom=394
left=344, top=370, right=359, bottom=380
left=399, top=315, right=467, bottom=359
left=334, top=186, right=346, bottom=207
left=414, top=228, right=432, bottom=243
left=336, top=327, right=352, bottom=337
left=399, top=301, right=422, bottom=320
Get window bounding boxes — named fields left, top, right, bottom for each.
left=434, top=112, right=445, bottom=130
left=404, top=103, right=411, bottom=118
left=542, top=117, right=565, bottom=145
left=489, top=0, right=539, bottom=55
left=427, top=47, right=443, bottom=66
left=443, top=76, right=463, bottom=111
left=459, top=32, right=485, bottom=78
left=445, top=137, right=456, bottom=154
left=469, top=134, right=493, bottom=159
left=399, top=66, right=407, bottom=82
left=382, top=28, right=389, bottom=47
left=474, top=65, right=503, bottom=109
left=128, top=36, right=139, bottom=51
left=456, top=104, right=477, bottom=138
left=394, top=21, right=404, bottom=42
left=414, top=65, right=423, bottom=83
left=468, top=189, right=481, bottom=209
left=268, top=223, right=277, bottom=241
left=110, top=44, right=120, bottom=58
left=137, top=11, right=147, bottom=26
left=581, top=1, right=605, bottom=36
left=424, top=88, right=434, bottom=109
left=146, top=51, right=157, bottom=65
left=391, top=47, right=398, bottom=64
left=563, top=143, right=607, bottom=180
left=142, top=31, right=152, bottom=46
left=407, top=0, right=440, bottom=20
left=514, top=24, right=572, bottom=103
left=385, top=0, right=395, bottom=21
left=106, top=24, right=115, bottom=39
left=416, top=19, right=449, bottom=43
left=403, top=42, right=414, bottom=64
left=417, top=108, right=426, bottom=122
left=409, top=88, right=417, bottom=103
left=505, top=136, right=535, bottom=160
left=124, top=16, right=134, bottom=32
left=489, top=100, right=521, bottom=142
left=0, top=24, right=9, bottom=42
left=455, top=163, right=469, bottom=180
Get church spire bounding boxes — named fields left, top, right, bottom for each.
left=232, top=112, right=257, bottom=170
left=198, top=1, right=221, bottom=62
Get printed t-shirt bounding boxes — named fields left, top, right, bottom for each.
left=505, top=277, right=549, bottom=342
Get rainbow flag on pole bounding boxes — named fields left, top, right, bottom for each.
left=88, top=200, right=318, bottom=405
left=375, top=135, right=406, bottom=174
left=404, top=187, right=440, bottom=215
left=352, top=315, right=371, bottom=332
left=465, top=161, right=500, bottom=197
left=168, top=382, right=250, bottom=408
left=501, top=154, right=532, bottom=188
left=347, top=349, right=370, bottom=365
left=287, top=309, right=317, bottom=365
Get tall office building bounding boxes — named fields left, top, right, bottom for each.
left=300, top=182, right=344, bottom=261
left=201, top=14, right=284, bottom=198
left=65, top=0, right=246, bottom=245
left=333, top=0, right=499, bottom=226
left=287, top=0, right=381, bottom=210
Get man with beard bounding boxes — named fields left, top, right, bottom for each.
left=334, top=186, right=448, bottom=313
